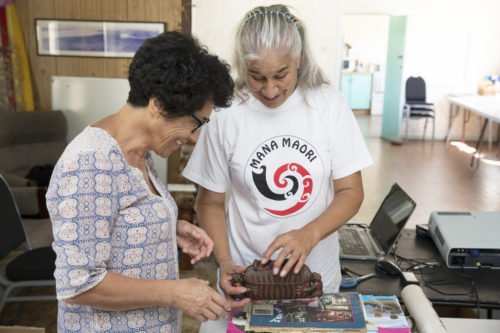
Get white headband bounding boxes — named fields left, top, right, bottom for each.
left=243, top=9, right=298, bottom=29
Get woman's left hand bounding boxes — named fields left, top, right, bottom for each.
left=176, top=220, right=214, bottom=264
left=261, top=228, right=317, bottom=278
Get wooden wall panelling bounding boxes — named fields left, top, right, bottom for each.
left=124, top=0, right=184, bottom=183
left=16, top=0, right=190, bottom=185
left=15, top=0, right=56, bottom=111
left=102, top=0, right=129, bottom=20
left=154, top=0, right=182, bottom=31
left=167, top=153, right=181, bottom=183
left=92, top=3, right=129, bottom=75
left=80, top=0, right=102, bottom=19
left=181, top=0, right=191, bottom=33
left=53, top=0, right=85, bottom=78
left=53, top=0, right=80, bottom=19
left=171, top=0, right=192, bottom=184
left=78, top=0, right=109, bottom=78
left=126, top=0, right=180, bottom=30
left=127, top=0, right=152, bottom=20
left=15, top=0, right=182, bottom=110
left=101, top=0, right=131, bottom=78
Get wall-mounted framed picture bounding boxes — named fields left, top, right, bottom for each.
left=35, top=19, right=166, bottom=58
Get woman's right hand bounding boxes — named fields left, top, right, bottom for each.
left=218, top=259, right=251, bottom=308
left=172, top=278, right=231, bottom=322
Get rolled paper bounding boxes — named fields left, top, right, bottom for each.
left=401, top=284, right=448, bottom=333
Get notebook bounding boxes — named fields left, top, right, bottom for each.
left=339, top=183, right=416, bottom=260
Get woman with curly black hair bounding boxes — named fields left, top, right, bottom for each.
left=46, top=31, right=234, bottom=332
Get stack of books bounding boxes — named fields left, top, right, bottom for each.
left=227, top=293, right=410, bottom=333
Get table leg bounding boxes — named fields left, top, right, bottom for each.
left=497, top=125, right=500, bottom=158
left=488, top=120, right=492, bottom=150
left=404, top=105, right=409, bottom=141
left=471, top=118, right=489, bottom=168
left=462, top=109, right=470, bottom=143
left=445, top=103, right=459, bottom=146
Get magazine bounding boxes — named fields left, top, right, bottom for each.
left=227, top=306, right=250, bottom=333
left=361, top=295, right=410, bottom=333
left=227, top=304, right=305, bottom=333
left=247, top=293, right=366, bottom=332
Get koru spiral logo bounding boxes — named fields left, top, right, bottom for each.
left=244, top=135, right=324, bottom=217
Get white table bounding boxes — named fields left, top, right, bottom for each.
left=441, top=317, right=500, bottom=332
left=198, top=318, right=228, bottom=333
left=446, top=94, right=500, bottom=167
left=197, top=315, right=500, bottom=333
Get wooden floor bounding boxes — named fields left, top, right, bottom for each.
left=1, top=119, right=499, bottom=332
left=354, top=137, right=500, bottom=230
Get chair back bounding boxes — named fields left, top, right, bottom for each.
left=405, top=76, right=427, bottom=103
left=0, top=175, right=29, bottom=260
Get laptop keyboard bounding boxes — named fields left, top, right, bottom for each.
left=339, top=228, right=371, bottom=255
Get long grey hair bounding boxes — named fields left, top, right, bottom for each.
left=233, top=4, right=328, bottom=102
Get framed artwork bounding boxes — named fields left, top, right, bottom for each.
left=35, top=19, right=166, bottom=58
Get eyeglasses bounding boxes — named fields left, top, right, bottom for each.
left=191, top=114, right=210, bottom=133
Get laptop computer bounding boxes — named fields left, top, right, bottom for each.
left=339, top=183, right=417, bottom=260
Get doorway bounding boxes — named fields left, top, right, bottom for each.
left=340, top=14, right=407, bottom=140
left=340, top=14, right=389, bottom=137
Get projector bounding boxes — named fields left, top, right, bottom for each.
left=428, top=211, right=500, bottom=269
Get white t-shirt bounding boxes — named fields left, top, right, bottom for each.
left=182, top=85, right=373, bottom=292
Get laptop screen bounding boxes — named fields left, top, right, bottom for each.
left=369, top=183, right=417, bottom=252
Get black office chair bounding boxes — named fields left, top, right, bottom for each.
left=403, top=77, right=435, bottom=141
left=0, top=174, right=56, bottom=315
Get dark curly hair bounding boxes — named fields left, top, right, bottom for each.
left=127, top=31, right=234, bottom=117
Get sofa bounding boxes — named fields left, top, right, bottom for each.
left=0, top=110, right=67, bottom=217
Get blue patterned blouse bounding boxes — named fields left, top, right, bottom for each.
left=46, top=126, right=181, bottom=332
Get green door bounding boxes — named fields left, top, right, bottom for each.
left=381, top=16, right=407, bottom=140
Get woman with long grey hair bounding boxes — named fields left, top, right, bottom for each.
left=183, top=3, right=372, bottom=323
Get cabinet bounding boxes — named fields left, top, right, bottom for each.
left=340, top=73, right=373, bottom=110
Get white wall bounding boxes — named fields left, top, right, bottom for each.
left=193, top=0, right=500, bottom=141
left=192, top=0, right=341, bottom=86
left=51, top=76, right=168, bottom=184
left=342, top=14, right=389, bottom=71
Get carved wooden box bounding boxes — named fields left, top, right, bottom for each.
left=232, top=259, right=323, bottom=300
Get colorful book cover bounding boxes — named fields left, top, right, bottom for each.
left=227, top=306, right=249, bottom=333
left=228, top=304, right=263, bottom=333
left=227, top=304, right=308, bottom=333
left=361, top=295, right=410, bottom=333
left=248, top=293, right=366, bottom=332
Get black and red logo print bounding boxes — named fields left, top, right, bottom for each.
left=245, top=136, right=324, bottom=217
